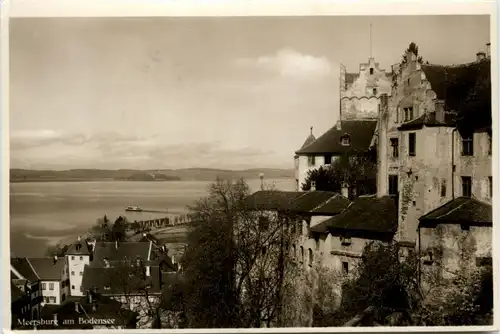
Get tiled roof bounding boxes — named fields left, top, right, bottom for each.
left=295, top=120, right=377, bottom=155
left=318, top=195, right=398, bottom=234
left=92, top=242, right=151, bottom=265
left=27, top=257, right=65, bottom=281
left=66, top=241, right=91, bottom=256
left=311, top=194, right=351, bottom=215
left=292, top=191, right=344, bottom=212
left=300, top=132, right=316, bottom=150
left=244, top=191, right=305, bottom=211
left=11, top=281, right=25, bottom=301
left=244, top=190, right=350, bottom=215
left=11, top=258, right=39, bottom=282
left=419, top=197, right=492, bottom=226
left=421, top=60, right=491, bottom=130
left=82, top=265, right=162, bottom=295
left=398, top=112, right=456, bottom=131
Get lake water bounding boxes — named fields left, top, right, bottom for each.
left=10, top=178, right=295, bottom=257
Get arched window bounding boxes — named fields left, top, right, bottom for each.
left=300, top=246, right=304, bottom=263
left=308, top=248, right=314, bottom=265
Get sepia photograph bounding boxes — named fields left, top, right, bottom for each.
left=5, top=3, right=496, bottom=331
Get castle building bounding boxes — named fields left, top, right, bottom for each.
left=294, top=58, right=392, bottom=191
left=375, top=43, right=492, bottom=278
left=65, top=238, right=92, bottom=296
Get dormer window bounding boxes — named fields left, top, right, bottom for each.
left=369, top=68, right=374, bottom=75
left=341, top=134, right=351, bottom=146
left=403, top=107, right=414, bottom=121
left=373, top=88, right=377, bottom=95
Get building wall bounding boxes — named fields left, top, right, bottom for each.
left=398, top=127, right=455, bottom=243
left=454, top=130, right=492, bottom=202
left=340, top=58, right=392, bottom=121
left=41, top=281, right=61, bottom=305
left=419, top=224, right=492, bottom=280
left=67, top=255, right=90, bottom=296
left=296, top=155, right=339, bottom=191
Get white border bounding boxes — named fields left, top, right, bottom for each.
left=2, top=0, right=499, bottom=333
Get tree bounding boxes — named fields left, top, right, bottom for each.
left=180, top=178, right=299, bottom=328
left=90, top=215, right=113, bottom=241
left=301, top=150, right=377, bottom=198
left=111, top=216, right=127, bottom=242
left=45, top=243, right=70, bottom=257
left=104, top=259, right=185, bottom=329
left=321, top=242, right=420, bottom=326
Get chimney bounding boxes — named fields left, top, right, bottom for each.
left=476, top=51, right=486, bottom=62
left=341, top=182, right=349, bottom=198
left=311, top=181, right=316, bottom=192
left=53, top=255, right=58, bottom=265
left=435, top=100, right=445, bottom=123
left=486, top=43, right=491, bottom=58
left=87, top=290, right=93, bottom=304
left=336, top=120, right=342, bottom=130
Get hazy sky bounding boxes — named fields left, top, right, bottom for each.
left=10, top=15, right=490, bottom=170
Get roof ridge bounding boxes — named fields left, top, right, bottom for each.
left=435, top=200, right=468, bottom=220
left=309, top=194, right=339, bottom=212
left=25, top=258, right=40, bottom=280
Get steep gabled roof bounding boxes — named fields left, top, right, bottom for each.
left=92, top=242, right=152, bottom=265
left=66, top=241, right=91, bottom=256
left=421, top=59, right=491, bottom=130
left=419, top=197, right=492, bottom=226
left=11, top=258, right=39, bottom=282
left=27, top=257, right=65, bottom=281
left=296, top=120, right=377, bottom=155
left=318, top=195, right=398, bottom=234
left=81, top=265, right=162, bottom=295
left=11, top=281, right=26, bottom=301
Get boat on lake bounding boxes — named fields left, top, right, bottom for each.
left=125, top=206, right=143, bottom=212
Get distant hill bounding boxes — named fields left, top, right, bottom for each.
left=10, top=168, right=294, bottom=183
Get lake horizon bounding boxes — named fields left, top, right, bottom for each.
left=10, top=178, right=295, bottom=257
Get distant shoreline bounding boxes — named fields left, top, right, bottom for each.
left=10, top=177, right=292, bottom=183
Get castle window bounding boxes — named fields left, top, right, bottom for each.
left=341, top=134, right=351, bottom=146
left=71, top=256, right=75, bottom=260
left=71, top=271, right=75, bottom=276
left=308, top=156, right=316, bottom=167
left=79, top=256, right=83, bottom=261
left=489, top=176, right=493, bottom=198
left=404, top=107, right=414, bottom=121
left=369, top=68, right=374, bottom=75
left=488, top=132, right=492, bottom=155
left=462, top=133, right=474, bottom=156
left=389, top=175, right=398, bottom=195
left=342, top=261, right=349, bottom=274
left=390, top=138, right=399, bottom=158
left=441, top=179, right=447, bottom=197
left=373, top=88, right=377, bottom=95
left=461, top=176, right=472, bottom=198
left=324, top=154, right=332, bottom=165
left=408, top=133, right=416, bottom=156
